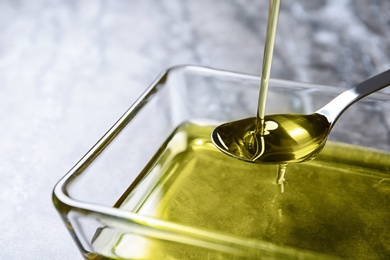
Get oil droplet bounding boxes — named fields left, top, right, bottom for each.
left=276, top=163, right=288, bottom=193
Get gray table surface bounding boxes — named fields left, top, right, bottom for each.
left=0, top=0, right=389, bottom=259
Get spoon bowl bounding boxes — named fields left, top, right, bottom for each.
left=212, top=113, right=330, bottom=164
left=212, top=69, right=390, bottom=164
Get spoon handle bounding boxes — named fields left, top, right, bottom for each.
left=317, top=69, right=390, bottom=125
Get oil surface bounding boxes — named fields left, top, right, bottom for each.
left=93, top=122, right=390, bottom=259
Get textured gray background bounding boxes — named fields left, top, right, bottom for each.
left=0, top=0, right=389, bottom=259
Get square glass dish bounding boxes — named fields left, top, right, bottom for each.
left=53, top=65, right=390, bottom=259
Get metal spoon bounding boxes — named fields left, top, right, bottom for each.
left=212, top=69, right=390, bottom=164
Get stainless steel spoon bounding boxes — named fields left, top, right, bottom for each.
left=212, top=69, right=390, bottom=164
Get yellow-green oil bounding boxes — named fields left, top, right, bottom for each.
left=93, top=122, right=390, bottom=259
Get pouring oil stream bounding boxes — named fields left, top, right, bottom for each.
left=250, top=0, right=286, bottom=191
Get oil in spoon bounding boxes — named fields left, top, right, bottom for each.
left=213, top=114, right=331, bottom=193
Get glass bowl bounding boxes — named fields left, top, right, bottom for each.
left=53, top=65, right=390, bottom=259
